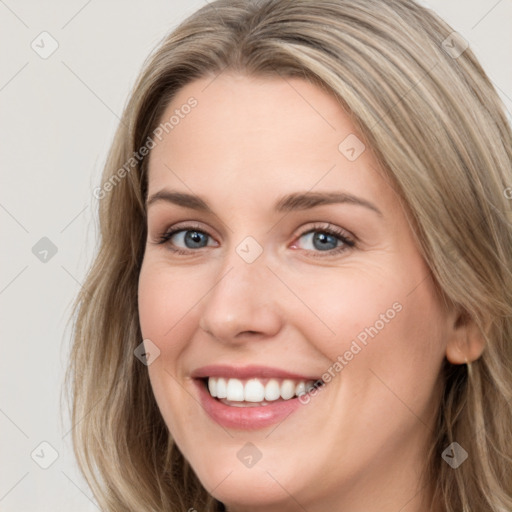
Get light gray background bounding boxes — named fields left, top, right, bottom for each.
left=1, top=1, right=511, bottom=510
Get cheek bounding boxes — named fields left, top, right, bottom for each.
left=137, top=261, right=207, bottom=443
left=138, top=260, right=206, bottom=353
left=280, top=263, right=411, bottom=362
left=296, top=258, right=447, bottom=405
left=293, top=267, right=447, bottom=468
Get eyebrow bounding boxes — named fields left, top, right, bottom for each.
left=146, top=190, right=383, bottom=216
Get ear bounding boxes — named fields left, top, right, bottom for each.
left=445, top=308, right=486, bottom=364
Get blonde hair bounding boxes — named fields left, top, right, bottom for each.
left=65, top=0, right=512, bottom=510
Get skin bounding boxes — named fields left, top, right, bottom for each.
left=137, top=72, right=484, bottom=512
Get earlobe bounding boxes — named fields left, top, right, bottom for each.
left=445, top=310, right=486, bottom=364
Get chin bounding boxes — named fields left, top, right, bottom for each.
left=208, top=475, right=294, bottom=511
left=188, top=450, right=305, bottom=510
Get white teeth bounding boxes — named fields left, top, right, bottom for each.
left=226, top=378, right=244, bottom=401
left=295, top=381, right=306, bottom=397
left=244, top=379, right=265, bottom=402
left=216, top=377, right=227, bottom=399
left=264, top=379, right=281, bottom=401
left=280, top=379, right=296, bottom=400
left=208, top=378, right=217, bottom=397
left=206, top=376, right=320, bottom=402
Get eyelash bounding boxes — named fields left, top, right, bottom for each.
left=155, top=222, right=356, bottom=258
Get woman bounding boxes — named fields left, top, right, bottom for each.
left=66, top=0, right=512, bottom=510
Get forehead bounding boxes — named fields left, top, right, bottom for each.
left=146, top=72, right=392, bottom=209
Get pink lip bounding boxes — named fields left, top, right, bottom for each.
left=191, top=365, right=325, bottom=430
left=191, top=364, right=321, bottom=381
left=193, top=378, right=310, bottom=430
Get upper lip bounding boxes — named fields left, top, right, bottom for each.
left=191, top=364, right=322, bottom=381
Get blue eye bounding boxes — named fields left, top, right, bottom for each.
left=158, top=227, right=214, bottom=251
left=292, top=224, right=355, bottom=257
left=298, top=230, right=343, bottom=251
left=156, top=222, right=355, bottom=257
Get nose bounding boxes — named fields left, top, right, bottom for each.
left=198, top=249, right=284, bottom=344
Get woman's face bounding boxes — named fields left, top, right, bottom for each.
left=138, top=73, right=455, bottom=511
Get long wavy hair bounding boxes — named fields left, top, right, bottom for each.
left=64, top=0, right=512, bottom=510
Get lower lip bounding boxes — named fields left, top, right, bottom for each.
left=194, top=379, right=310, bottom=430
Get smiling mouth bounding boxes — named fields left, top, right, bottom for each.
left=200, top=376, right=325, bottom=407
